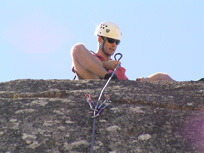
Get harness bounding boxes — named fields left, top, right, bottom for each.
left=84, top=53, right=122, bottom=153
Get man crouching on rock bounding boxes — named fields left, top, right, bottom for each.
left=70, top=21, right=175, bottom=82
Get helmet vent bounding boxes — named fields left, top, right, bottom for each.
left=100, top=24, right=108, bottom=29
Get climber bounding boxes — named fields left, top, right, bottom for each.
left=70, top=21, right=127, bottom=80
left=70, top=21, right=175, bottom=82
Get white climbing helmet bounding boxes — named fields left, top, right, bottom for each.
left=95, top=21, right=122, bottom=40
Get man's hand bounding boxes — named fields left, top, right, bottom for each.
left=102, top=60, right=121, bottom=70
left=104, top=72, right=118, bottom=80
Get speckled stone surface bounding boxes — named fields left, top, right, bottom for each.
left=0, top=79, right=204, bottom=153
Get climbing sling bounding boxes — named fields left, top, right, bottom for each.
left=84, top=53, right=123, bottom=153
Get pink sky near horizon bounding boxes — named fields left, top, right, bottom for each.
left=3, top=9, right=72, bottom=54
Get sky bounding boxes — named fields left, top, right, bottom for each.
left=0, top=0, right=203, bottom=82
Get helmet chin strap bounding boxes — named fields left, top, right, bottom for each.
left=100, top=37, right=110, bottom=56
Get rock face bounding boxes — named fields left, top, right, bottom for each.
left=0, top=79, right=204, bottom=153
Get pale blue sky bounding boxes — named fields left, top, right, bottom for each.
left=1, top=0, right=203, bottom=82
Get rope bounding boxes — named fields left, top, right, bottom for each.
left=90, top=63, right=120, bottom=153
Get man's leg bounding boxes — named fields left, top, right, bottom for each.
left=146, top=72, right=175, bottom=81
left=136, top=72, right=175, bottom=82
left=70, top=43, right=108, bottom=79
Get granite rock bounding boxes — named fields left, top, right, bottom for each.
left=0, top=79, right=204, bottom=153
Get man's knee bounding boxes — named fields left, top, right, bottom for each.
left=149, top=72, right=175, bottom=81
left=155, top=72, right=170, bottom=79
left=70, top=43, right=86, bottom=57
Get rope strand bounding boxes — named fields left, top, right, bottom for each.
left=90, top=53, right=122, bottom=153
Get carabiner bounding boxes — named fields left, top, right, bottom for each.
left=114, top=53, right=123, bottom=61
left=85, top=94, right=92, bottom=102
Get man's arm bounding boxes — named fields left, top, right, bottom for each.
left=71, top=43, right=108, bottom=79
left=101, top=60, right=121, bottom=70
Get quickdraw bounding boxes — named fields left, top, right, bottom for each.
left=84, top=53, right=123, bottom=153
left=85, top=94, right=111, bottom=118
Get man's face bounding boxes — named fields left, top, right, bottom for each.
left=102, top=37, right=120, bottom=56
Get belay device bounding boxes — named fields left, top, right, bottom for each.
left=84, top=53, right=123, bottom=153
